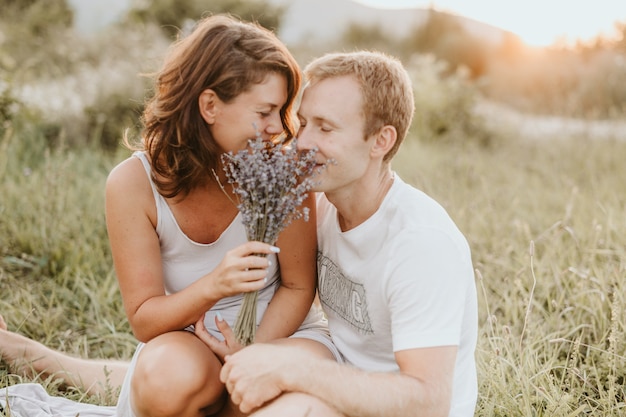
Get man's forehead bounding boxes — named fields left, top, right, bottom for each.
left=298, top=89, right=337, bottom=122
left=301, top=77, right=361, bottom=108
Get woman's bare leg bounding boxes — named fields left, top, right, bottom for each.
left=250, top=393, right=343, bottom=417
left=0, top=314, right=128, bottom=396
left=130, top=331, right=229, bottom=417
left=216, top=338, right=338, bottom=417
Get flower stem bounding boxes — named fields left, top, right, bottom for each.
left=234, top=290, right=258, bottom=346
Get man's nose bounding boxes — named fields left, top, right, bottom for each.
left=296, top=126, right=314, bottom=150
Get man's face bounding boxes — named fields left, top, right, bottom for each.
left=296, top=75, right=374, bottom=194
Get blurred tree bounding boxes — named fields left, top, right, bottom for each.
left=125, top=0, right=285, bottom=39
left=409, top=8, right=462, bottom=53
left=339, top=23, right=399, bottom=55
left=613, top=20, right=626, bottom=53
left=0, top=0, right=75, bottom=77
left=403, top=8, right=491, bottom=78
left=0, top=0, right=73, bottom=34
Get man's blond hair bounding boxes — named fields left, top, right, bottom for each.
left=304, top=51, right=415, bottom=161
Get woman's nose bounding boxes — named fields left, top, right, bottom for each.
left=265, top=113, right=283, bottom=135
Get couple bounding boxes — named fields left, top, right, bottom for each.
left=0, top=14, right=478, bottom=417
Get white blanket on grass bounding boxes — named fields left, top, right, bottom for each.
left=0, top=383, right=115, bottom=417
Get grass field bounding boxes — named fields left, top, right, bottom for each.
left=1, top=119, right=625, bottom=414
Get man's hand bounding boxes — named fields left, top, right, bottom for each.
left=221, top=343, right=296, bottom=413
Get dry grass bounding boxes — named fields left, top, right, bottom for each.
left=395, top=132, right=626, bottom=416
left=1, top=119, right=625, bottom=414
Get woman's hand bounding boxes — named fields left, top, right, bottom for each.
left=205, top=241, right=279, bottom=300
left=195, top=313, right=245, bottom=362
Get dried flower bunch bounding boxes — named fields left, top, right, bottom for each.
left=220, top=132, right=321, bottom=345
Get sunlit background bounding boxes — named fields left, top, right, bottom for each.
left=66, top=0, right=625, bottom=47
left=356, top=0, right=623, bottom=46
left=2, top=0, right=626, bottom=150
left=2, top=2, right=626, bottom=416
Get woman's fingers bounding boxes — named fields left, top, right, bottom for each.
left=211, top=241, right=278, bottom=298
left=215, top=313, right=237, bottom=345
left=232, top=241, right=281, bottom=258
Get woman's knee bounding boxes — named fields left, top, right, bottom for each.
left=131, top=332, right=225, bottom=416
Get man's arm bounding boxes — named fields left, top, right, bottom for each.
left=221, top=342, right=457, bottom=417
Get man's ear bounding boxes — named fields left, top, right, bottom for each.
left=371, top=125, right=397, bottom=158
left=198, top=89, right=219, bottom=124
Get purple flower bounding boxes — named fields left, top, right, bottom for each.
left=221, top=134, right=319, bottom=245
left=220, top=132, right=322, bottom=345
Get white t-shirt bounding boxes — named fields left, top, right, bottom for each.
left=316, top=174, right=478, bottom=417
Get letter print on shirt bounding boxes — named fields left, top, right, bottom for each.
left=318, top=252, right=373, bottom=335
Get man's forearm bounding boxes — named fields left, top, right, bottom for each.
left=282, top=358, right=451, bottom=417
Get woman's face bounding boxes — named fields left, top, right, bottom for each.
left=207, top=73, right=288, bottom=154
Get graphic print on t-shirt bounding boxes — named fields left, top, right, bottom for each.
left=318, top=252, right=373, bottom=335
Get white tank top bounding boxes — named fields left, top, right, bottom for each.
left=134, top=151, right=280, bottom=337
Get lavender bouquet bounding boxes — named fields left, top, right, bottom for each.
left=221, top=133, right=320, bottom=346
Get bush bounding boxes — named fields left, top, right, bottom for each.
left=483, top=41, right=626, bottom=119
left=407, top=54, right=492, bottom=146
left=84, top=93, right=144, bottom=151
left=0, top=77, right=22, bottom=136
left=338, top=23, right=399, bottom=55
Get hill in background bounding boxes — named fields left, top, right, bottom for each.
left=268, top=0, right=504, bottom=47
left=67, top=0, right=506, bottom=47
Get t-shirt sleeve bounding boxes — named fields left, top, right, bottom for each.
left=386, top=228, right=473, bottom=352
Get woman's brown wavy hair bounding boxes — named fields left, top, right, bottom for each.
left=129, top=14, right=301, bottom=199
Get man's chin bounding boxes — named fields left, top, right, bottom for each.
left=311, top=180, right=326, bottom=193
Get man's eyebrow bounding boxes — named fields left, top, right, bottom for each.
left=297, top=113, right=337, bottom=126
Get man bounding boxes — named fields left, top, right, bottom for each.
left=220, top=50, right=478, bottom=417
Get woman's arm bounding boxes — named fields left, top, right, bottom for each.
left=106, top=157, right=275, bottom=342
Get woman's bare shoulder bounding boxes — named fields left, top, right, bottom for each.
left=105, top=155, right=155, bottom=206
left=107, top=155, right=148, bottom=189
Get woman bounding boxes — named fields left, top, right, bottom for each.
left=105, top=13, right=342, bottom=417
left=2, top=14, right=335, bottom=417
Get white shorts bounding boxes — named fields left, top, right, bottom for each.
left=288, top=303, right=343, bottom=363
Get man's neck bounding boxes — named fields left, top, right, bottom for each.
left=327, top=166, right=395, bottom=232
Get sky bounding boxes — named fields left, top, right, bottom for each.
left=356, top=0, right=625, bottom=46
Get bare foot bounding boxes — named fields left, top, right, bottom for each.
left=0, top=314, right=129, bottom=395
left=0, top=315, right=40, bottom=375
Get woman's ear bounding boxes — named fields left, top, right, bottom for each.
left=198, top=89, right=218, bottom=124
left=371, top=125, right=397, bottom=159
